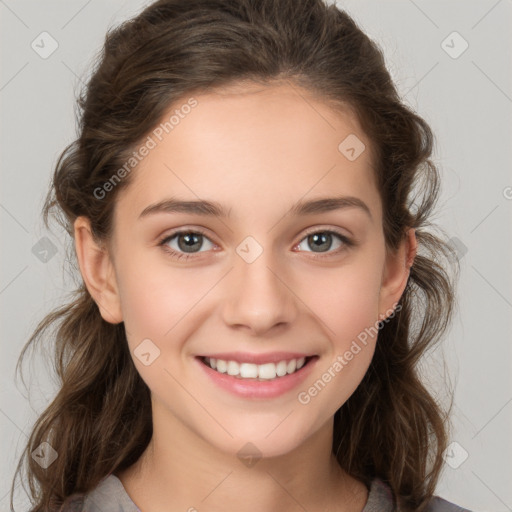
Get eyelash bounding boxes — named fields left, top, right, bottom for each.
left=157, top=227, right=354, bottom=261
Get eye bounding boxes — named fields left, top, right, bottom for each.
left=294, top=229, right=353, bottom=258
left=158, top=229, right=215, bottom=260
left=158, top=227, right=354, bottom=262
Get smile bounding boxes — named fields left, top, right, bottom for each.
left=201, top=356, right=310, bottom=381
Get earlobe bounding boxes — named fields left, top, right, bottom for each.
left=74, top=216, right=123, bottom=324
left=378, top=228, right=417, bottom=319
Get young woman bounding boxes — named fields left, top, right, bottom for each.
left=11, top=0, right=470, bottom=510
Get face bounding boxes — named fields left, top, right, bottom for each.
left=76, top=81, right=411, bottom=460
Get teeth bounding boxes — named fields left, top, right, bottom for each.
left=227, top=361, right=239, bottom=376
left=287, top=359, right=297, bottom=374
left=204, top=356, right=308, bottom=380
left=240, top=362, right=258, bottom=378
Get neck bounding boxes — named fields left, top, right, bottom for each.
left=116, top=399, right=368, bottom=512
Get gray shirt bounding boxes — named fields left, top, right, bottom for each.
left=64, top=474, right=471, bottom=511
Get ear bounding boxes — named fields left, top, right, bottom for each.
left=378, top=228, right=417, bottom=320
left=74, top=216, right=123, bottom=324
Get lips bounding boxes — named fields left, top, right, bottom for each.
left=194, top=354, right=319, bottom=399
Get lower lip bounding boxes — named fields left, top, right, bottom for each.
left=195, top=356, right=318, bottom=399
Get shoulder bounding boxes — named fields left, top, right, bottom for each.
left=364, top=478, right=473, bottom=512
left=425, top=496, right=473, bottom=512
left=60, top=474, right=140, bottom=512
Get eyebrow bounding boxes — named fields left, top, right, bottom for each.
left=138, top=195, right=372, bottom=220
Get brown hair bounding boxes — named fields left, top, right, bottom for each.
left=11, top=0, right=459, bottom=510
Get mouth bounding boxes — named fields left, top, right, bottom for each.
left=197, top=355, right=318, bottom=381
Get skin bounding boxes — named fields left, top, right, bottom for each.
left=74, top=81, right=416, bottom=512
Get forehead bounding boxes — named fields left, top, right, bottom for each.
left=114, top=81, right=379, bottom=225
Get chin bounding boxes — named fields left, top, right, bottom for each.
left=199, top=417, right=317, bottom=462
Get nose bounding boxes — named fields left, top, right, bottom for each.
left=221, top=249, right=298, bottom=336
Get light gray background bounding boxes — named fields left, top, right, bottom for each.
left=1, top=1, right=511, bottom=511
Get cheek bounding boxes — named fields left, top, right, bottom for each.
left=305, top=252, right=384, bottom=341
left=114, top=252, right=209, bottom=345
left=114, top=262, right=208, bottom=393
left=296, top=263, right=383, bottom=415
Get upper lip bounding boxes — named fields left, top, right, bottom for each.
left=198, top=352, right=315, bottom=365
